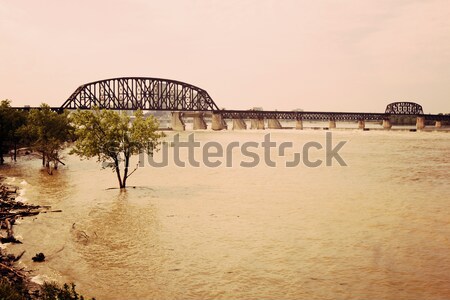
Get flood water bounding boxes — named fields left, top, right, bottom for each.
left=1, top=129, right=449, bottom=299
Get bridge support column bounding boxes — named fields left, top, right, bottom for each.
left=171, top=112, right=185, bottom=131
left=416, top=116, right=425, bottom=130
left=328, top=119, right=336, bottom=129
left=268, top=119, right=282, bottom=129
left=358, top=120, right=365, bottom=129
left=233, top=118, right=247, bottom=130
left=435, top=121, right=442, bottom=128
left=382, top=119, right=392, bottom=129
left=193, top=114, right=207, bottom=130
left=211, top=113, right=226, bottom=131
left=250, top=119, right=264, bottom=129
left=295, top=119, right=303, bottom=130
left=257, top=118, right=265, bottom=130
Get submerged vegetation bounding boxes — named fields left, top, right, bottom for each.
left=0, top=100, right=164, bottom=188
left=1, top=100, right=165, bottom=298
left=0, top=101, right=72, bottom=174
left=70, top=108, right=164, bottom=189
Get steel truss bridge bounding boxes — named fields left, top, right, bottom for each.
left=15, top=77, right=450, bottom=122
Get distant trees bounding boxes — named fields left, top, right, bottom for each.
left=389, top=114, right=450, bottom=126
left=388, top=115, right=416, bottom=126
left=0, top=100, right=27, bottom=164
left=1, top=102, right=165, bottom=185
left=20, top=104, right=72, bottom=174
left=71, top=108, right=164, bottom=189
left=0, top=101, right=72, bottom=174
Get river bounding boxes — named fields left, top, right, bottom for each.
left=1, top=129, right=449, bottom=299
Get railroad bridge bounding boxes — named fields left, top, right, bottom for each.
left=19, top=77, right=450, bottom=130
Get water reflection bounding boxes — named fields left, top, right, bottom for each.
left=72, top=189, right=167, bottom=298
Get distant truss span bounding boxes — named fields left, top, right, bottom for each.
left=60, top=77, right=219, bottom=111
left=385, top=102, right=424, bottom=115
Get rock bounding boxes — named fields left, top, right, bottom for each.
left=32, top=253, right=45, bottom=262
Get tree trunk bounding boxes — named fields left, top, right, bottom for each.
left=0, top=140, right=4, bottom=165
left=45, top=154, right=52, bottom=175
left=42, top=152, right=45, bottom=166
left=113, top=157, right=124, bottom=189
left=13, top=140, right=17, bottom=162
left=122, top=153, right=130, bottom=189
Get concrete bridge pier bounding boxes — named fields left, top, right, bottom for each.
left=193, top=113, right=207, bottom=130
left=171, top=112, right=185, bottom=131
left=268, top=118, right=282, bottom=129
left=358, top=120, right=365, bottom=129
left=257, top=119, right=266, bottom=129
left=435, top=121, right=442, bottom=128
left=328, top=119, right=336, bottom=129
left=256, top=118, right=265, bottom=129
left=233, top=118, right=247, bottom=130
left=382, top=119, right=392, bottom=129
left=295, top=119, right=303, bottom=130
left=416, top=116, right=425, bottom=130
left=211, top=113, right=227, bottom=131
left=251, top=119, right=265, bottom=129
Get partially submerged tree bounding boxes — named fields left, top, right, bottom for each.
left=20, top=104, right=72, bottom=174
left=8, top=107, right=27, bottom=162
left=0, top=100, right=13, bottom=164
left=0, top=100, right=27, bottom=164
left=71, top=108, right=164, bottom=189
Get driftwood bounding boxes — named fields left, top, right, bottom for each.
left=0, top=262, right=27, bottom=279
left=0, top=181, right=60, bottom=293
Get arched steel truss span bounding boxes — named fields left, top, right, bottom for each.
left=60, top=77, right=219, bottom=111
left=385, top=102, right=424, bottom=115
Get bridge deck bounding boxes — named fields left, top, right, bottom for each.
left=11, top=107, right=449, bottom=121
left=217, top=110, right=387, bottom=121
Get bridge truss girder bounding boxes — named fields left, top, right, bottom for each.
left=60, top=77, right=219, bottom=111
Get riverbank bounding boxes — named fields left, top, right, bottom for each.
left=0, top=176, right=40, bottom=298
left=1, top=130, right=449, bottom=299
left=0, top=176, right=92, bottom=299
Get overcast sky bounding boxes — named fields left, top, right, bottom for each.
left=1, top=0, right=449, bottom=113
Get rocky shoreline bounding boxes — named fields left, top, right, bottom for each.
left=0, top=178, right=42, bottom=298
left=0, top=177, right=92, bottom=300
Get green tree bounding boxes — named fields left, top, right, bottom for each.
left=20, top=104, right=72, bottom=174
left=0, top=100, right=27, bottom=164
left=8, top=108, right=28, bottom=162
left=0, top=100, right=12, bottom=164
left=71, top=108, right=164, bottom=189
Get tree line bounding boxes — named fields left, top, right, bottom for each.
left=0, top=100, right=71, bottom=173
left=0, top=100, right=163, bottom=188
left=388, top=114, right=450, bottom=126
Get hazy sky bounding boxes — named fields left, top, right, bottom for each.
left=1, top=0, right=449, bottom=113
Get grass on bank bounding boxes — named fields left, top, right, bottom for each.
left=0, top=279, right=95, bottom=300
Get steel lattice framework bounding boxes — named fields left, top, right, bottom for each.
left=13, top=79, right=448, bottom=122
left=218, top=110, right=387, bottom=121
left=385, top=102, right=424, bottom=115
left=60, top=77, right=219, bottom=111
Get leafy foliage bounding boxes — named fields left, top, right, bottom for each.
left=19, top=104, right=72, bottom=173
left=0, top=278, right=26, bottom=300
left=41, top=282, right=95, bottom=300
left=0, top=279, right=94, bottom=300
left=0, top=100, right=27, bottom=164
left=71, top=108, right=164, bottom=188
